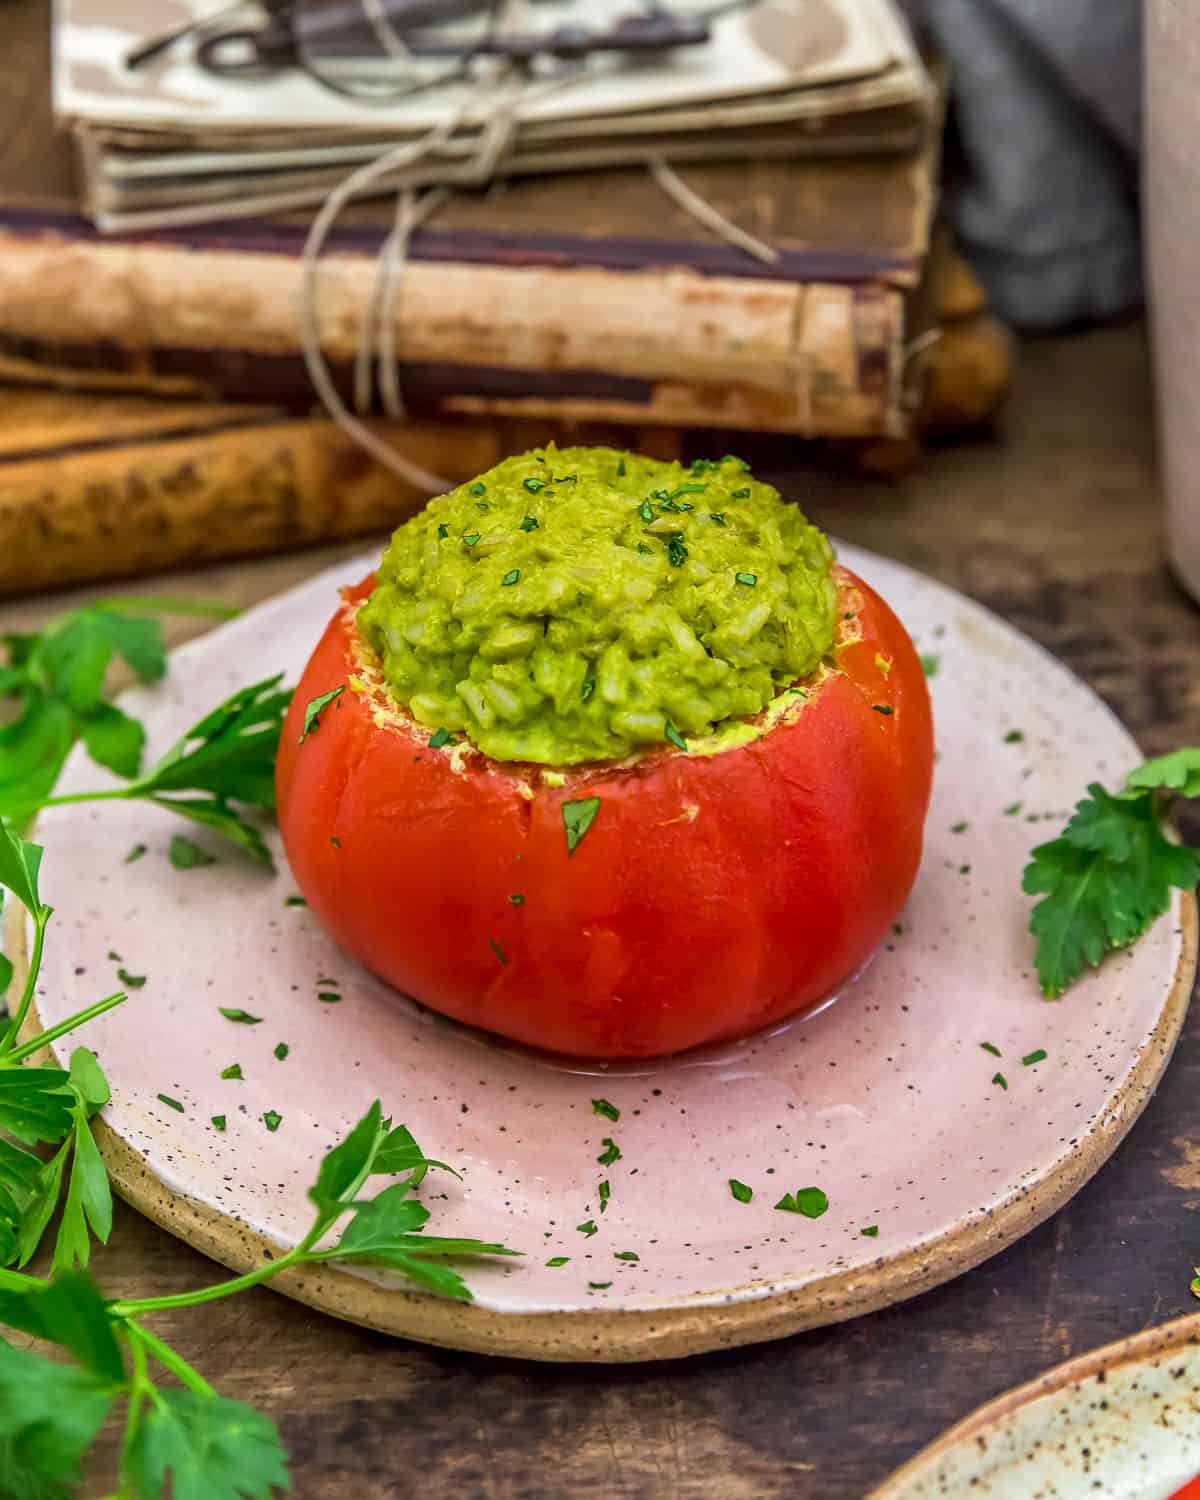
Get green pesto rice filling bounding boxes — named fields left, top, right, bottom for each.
left=357, top=446, right=837, bottom=764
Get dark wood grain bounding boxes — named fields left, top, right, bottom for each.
left=5, top=320, right=1200, bottom=1499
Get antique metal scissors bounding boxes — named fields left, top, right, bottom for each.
left=127, top=1, right=751, bottom=92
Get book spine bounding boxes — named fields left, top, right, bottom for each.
left=0, top=230, right=908, bottom=437
left=0, top=399, right=683, bottom=597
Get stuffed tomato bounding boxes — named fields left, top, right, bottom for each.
left=276, top=447, right=933, bottom=1058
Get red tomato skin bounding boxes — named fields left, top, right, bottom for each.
left=276, top=566, right=933, bottom=1058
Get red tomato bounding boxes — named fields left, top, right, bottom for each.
left=276, top=565, right=933, bottom=1058
left=1169, top=1479, right=1200, bottom=1500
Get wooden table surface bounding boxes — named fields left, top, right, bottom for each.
left=6, top=320, right=1200, bottom=1499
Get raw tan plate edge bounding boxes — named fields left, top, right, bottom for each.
left=867, top=1304, right=1200, bottom=1498
left=5, top=894, right=1196, bottom=1362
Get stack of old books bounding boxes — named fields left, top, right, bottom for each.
left=0, top=0, right=1004, bottom=594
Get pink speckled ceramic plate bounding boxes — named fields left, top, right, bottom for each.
left=871, top=1313, right=1200, bottom=1499
left=18, top=543, right=1196, bottom=1361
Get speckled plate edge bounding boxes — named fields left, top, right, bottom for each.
left=867, top=1308, right=1200, bottom=1498
left=5, top=893, right=1196, bottom=1363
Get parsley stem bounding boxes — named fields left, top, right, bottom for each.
left=1, top=991, right=126, bottom=1067
left=0, top=909, right=49, bottom=1056
left=120, top=1323, right=153, bottom=1461
left=125, top=1319, right=215, bottom=1396
left=111, top=1246, right=308, bottom=1317
left=98, top=595, right=241, bottom=621
left=0, top=1265, right=43, bottom=1293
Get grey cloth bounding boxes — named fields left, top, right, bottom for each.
left=903, top=0, right=1142, bottom=329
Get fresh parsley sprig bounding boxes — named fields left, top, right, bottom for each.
left=0, top=1098, right=515, bottom=1498
left=1023, top=749, right=1200, bottom=997
left=4, top=674, right=291, bottom=869
left=0, top=597, right=238, bottom=831
left=0, top=822, right=127, bottom=1277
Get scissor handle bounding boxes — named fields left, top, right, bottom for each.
left=195, top=23, right=297, bottom=76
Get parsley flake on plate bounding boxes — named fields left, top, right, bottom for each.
left=598, top=1180, right=611, bottom=1212
left=860, top=1225, right=879, bottom=1237
left=117, top=967, right=146, bottom=989
left=729, top=1179, right=753, bottom=1204
left=920, top=654, right=940, bottom=678
left=591, top=1099, right=620, bottom=1122
left=220, top=1064, right=243, bottom=1081
left=169, top=834, right=216, bottom=869
left=218, top=1008, right=261, bottom=1025
left=274, top=1043, right=289, bottom=1061
left=546, top=1256, right=570, bottom=1267
left=124, top=843, right=147, bottom=864
left=596, top=1138, right=622, bottom=1166
left=576, top=1220, right=598, bottom=1237
left=157, top=1094, right=184, bottom=1114
left=614, top=1251, right=639, bottom=1262
left=980, top=1042, right=1001, bottom=1057
left=285, top=894, right=307, bottom=907
left=588, top=1282, right=612, bottom=1290
left=1022, top=1049, right=1047, bottom=1066
left=211, top=1114, right=226, bottom=1131
left=262, top=1110, right=282, bottom=1133
left=775, top=1187, right=828, bottom=1219
left=992, top=1072, right=1008, bottom=1090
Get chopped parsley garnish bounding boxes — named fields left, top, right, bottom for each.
left=598, top=1180, right=611, bottom=1212
left=501, top=570, right=520, bottom=587
left=960, top=864, right=971, bottom=875
left=588, top=1282, right=612, bottom=1290
left=636, top=542, right=653, bottom=554
left=562, top=797, right=601, bottom=854
left=1003, top=802, right=1023, bottom=817
left=117, top=967, right=146, bottom=989
left=665, top=484, right=706, bottom=501
left=546, top=1256, right=570, bottom=1267
left=428, top=727, right=453, bottom=749
left=437, top=524, right=449, bottom=538
left=169, top=834, right=216, bottom=870
left=951, top=821, right=969, bottom=833
left=317, top=991, right=342, bottom=1004
left=476, top=501, right=490, bottom=513
left=581, top=675, right=596, bottom=702
left=211, top=1114, right=226, bottom=1131
left=462, top=533, right=481, bottom=548
left=519, top=515, right=539, bottom=532
left=488, top=937, right=508, bottom=966
left=108, top=950, right=121, bottom=961
left=220, top=1064, right=243, bottom=1081
left=509, top=892, right=525, bottom=907
left=592, top=1099, right=620, bottom=1122
left=597, top=1138, right=622, bottom=1166
left=709, top=512, right=727, bottom=526
left=1022, top=1049, right=1047, bottom=1066
left=157, top=1093, right=184, bottom=1113
left=125, top=843, right=147, bottom=864
left=330, top=836, right=341, bottom=848
left=667, top=534, right=688, bottom=568
left=734, top=572, right=757, bottom=587
left=298, top=685, right=344, bottom=744
left=467, top=481, right=486, bottom=496
left=523, top=477, right=547, bottom=493
left=664, top=722, right=688, bottom=753
left=218, top=1008, right=261, bottom=1025
left=992, top=1072, right=1008, bottom=1090
left=729, top=1179, right=753, bottom=1204
left=860, top=1225, right=879, bottom=1237
left=617, top=457, right=627, bottom=476
left=285, top=894, right=307, bottom=907
left=775, top=1187, right=828, bottom=1218
left=614, top=1250, right=639, bottom=1262
left=920, top=654, right=940, bottom=678
left=980, top=1042, right=1001, bottom=1057
left=576, top=1220, right=598, bottom=1237
left=872, top=705, right=895, bottom=716
left=274, top=1043, right=289, bottom=1061
left=730, top=487, right=752, bottom=499
left=262, top=1110, right=282, bottom=1133
left=1005, top=729, right=1025, bottom=744
left=638, top=499, right=654, bottom=523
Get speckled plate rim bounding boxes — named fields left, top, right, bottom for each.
left=867, top=1308, right=1200, bottom=1498
left=6, top=887, right=1196, bottom=1363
